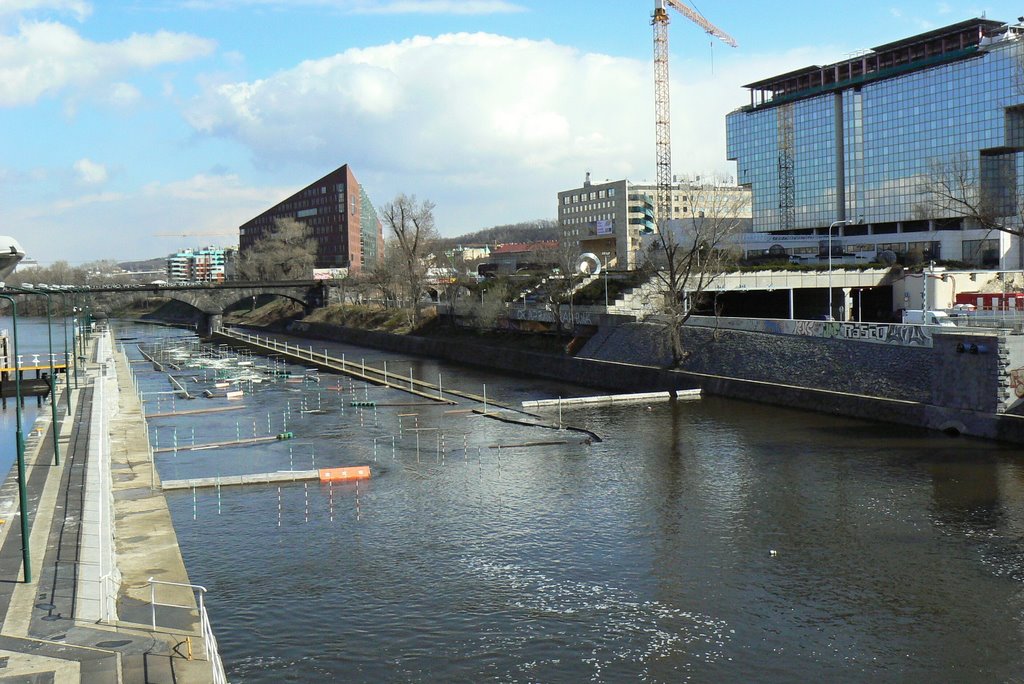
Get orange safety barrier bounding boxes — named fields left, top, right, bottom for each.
left=318, top=466, right=371, bottom=482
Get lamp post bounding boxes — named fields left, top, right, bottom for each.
left=827, top=219, right=854, bottom=321
left=48, top=288, right=73, bottom=410
left=0, top=295, right=32, bottom=582
left=602, top=252, right=610, bottom=308
left=10, top=287, right=59, bottom=466
left=70, top=305, right=80, bottom=388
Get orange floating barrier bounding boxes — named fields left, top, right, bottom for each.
left=318, top=466, right=371, bottom=482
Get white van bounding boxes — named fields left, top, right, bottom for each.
left=902, top=309, right=956, bottom=326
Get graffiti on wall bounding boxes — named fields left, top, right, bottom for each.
left=1010, top=367, right=1024, bottom=399
left=688, top=316, right=934, bottom=348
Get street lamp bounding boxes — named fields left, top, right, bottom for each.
left=601, top=251, right=610, bottom=307
left=45, top=287, right=74, bottom=409
left=9, top=286, right=60, bottom=466
left=0, top=295, right=32, bottom=582
left=827, top=219, right=854, bottom=321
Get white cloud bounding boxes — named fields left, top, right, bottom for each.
left=73, top=158, right=107, bottom=184
left=5, top=173, right=285, bottom=263
left=175, top=0, right=524, bottom=13
left=185, top=33, right=844, bottom=233
left=104, top=82, right=142, bottom=107
left=0, top=0, right=91, bottom=21
left=0, top=21, right=216, bottom=107
left=351, top=1, right=526, bottom=15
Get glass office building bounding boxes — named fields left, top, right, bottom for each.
left=726, top=18, right=1024, bottom=268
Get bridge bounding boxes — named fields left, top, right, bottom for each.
left=0, top=281, right=342, bottom=337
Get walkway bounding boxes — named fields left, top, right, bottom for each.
left=0, top=331, right=218, bottom=682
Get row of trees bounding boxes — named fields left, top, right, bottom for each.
left=238, top=187, right=749, bottom=365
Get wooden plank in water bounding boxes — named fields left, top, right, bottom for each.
left=153, top=434, right=281, bottom=453
left=147, top=405, right=247, bottom=418
left=521, top=390, right=699, bottom=409
left=162, top=469, right=320, bottom=490
left=488, top=440, right=569, bottom=449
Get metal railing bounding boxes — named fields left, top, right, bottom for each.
left=148, top=578, right=227, bottom=684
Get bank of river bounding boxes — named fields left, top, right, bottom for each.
left=17, top=319, right=1024, bottom=682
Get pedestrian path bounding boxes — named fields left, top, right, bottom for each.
left=0, top=332, right=221, bottom=682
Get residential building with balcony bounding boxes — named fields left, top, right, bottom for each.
left=166, top=246, right=234, bottom=283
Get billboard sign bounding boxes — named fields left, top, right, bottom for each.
left=313, top=268, right=349, bottom=280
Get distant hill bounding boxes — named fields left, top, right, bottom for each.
left=438, top=220, right=558, bottom=249
left=119, top=256, right=166, bottom=273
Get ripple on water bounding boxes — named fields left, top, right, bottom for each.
left=461, top=556, right=731, bottom=681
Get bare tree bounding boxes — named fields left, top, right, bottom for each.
left=916, top=152, right=1024, bottom=267
left=380, top=194, right=439, bottom=325
left=365, top=239, right=405, bottom=308
left=642, top=183, right=746, bottom=366
left=237, top=218, right=316, bottom=281
left=473, top=280, right=510, bottom=330
left=534, top=241, right=582, bottom=337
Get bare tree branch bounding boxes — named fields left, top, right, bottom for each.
left=642, top=183, right=746, bottom=366
left=380, top=194, right=439, bottom=325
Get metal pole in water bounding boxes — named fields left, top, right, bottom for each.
left=277, top=487, right=282, bottom=528
left=438, top=373, right=443, bottom=401
left=409, top=367, right=413, bottom=391
left=483, top=384, right=487, bottom=414
left=558, top=397, right=562, bottom=430
left=383, top=360, right=387, bottom=383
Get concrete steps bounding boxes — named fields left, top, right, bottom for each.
left=606, top=272, right=667, bottom=318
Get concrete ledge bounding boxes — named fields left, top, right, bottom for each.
left=219, top=322, right=1024, bottom=445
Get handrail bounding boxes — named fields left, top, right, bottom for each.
left=148, top=578, right=227, bottom=684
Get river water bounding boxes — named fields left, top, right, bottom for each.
left=7, top=318, right=1024, bottom=682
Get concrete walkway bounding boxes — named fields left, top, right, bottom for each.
left=0, top=332, right=218, bottom=682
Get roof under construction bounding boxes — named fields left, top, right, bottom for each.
left=741, top=18, right=1008, bottom=109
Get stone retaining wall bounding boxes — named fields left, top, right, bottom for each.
left=221, top=320, right=1024, bottom=444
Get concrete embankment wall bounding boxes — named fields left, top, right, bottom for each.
left=581, top=319, right=1024, bottom=442
left=235, top=318, right=1024, bottom=444
left=234, top=321, right=699, bottom=393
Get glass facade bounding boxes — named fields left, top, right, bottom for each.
left=726, top=21, right=1024, bottom=237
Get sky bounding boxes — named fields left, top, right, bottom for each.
left=2, top=0, right=1021, bottom=264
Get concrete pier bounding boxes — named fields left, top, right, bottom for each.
left=0, top=329, right=220, bottom=682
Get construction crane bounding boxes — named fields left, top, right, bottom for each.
left=652, top=0, right=737, bottom=235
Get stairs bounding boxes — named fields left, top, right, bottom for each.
left=606, top=272, right=668, bottom=318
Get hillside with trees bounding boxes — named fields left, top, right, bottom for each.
left=435, top=220, right=557, bottom=249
